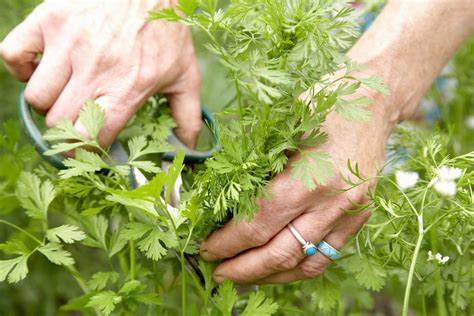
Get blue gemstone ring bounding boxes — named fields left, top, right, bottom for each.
left=317, top=240, right=339, bottom=261
left=287, top=223, right=317, bottom=257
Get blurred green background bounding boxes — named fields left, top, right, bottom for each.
left=0, top=0, right=41, bottom=122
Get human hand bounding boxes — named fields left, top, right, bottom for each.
left=0, top=0, right=201, bottom=147
left=200, top=84, right=394, bottom=284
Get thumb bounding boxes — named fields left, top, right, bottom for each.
left=166, top=61, right=202, bottom=148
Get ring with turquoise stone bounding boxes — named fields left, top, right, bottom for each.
left=317, top=240, right=339, bottom=261
left=287, top=223, right=317, bottom=257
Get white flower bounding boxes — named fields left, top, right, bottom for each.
left=433, top=166, right=463, bottom=197
left=433, top=180, right=457, bottom=197
left=427, top=251, right=449, bottom=264
left=395, top=170, right=419, bottom=190
left=465, top=116, right=474, bottom=130
left=436, top=166, right=462, bottom=181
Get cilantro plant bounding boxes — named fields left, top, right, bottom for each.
left=0, top=1, right=472, bottom=316
left=151, top=0, right=387, bottom=221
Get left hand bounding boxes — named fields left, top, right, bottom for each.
left=200, top=85, right=394, bottom=284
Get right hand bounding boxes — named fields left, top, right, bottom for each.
left=0, top=0, right=201, bottom=147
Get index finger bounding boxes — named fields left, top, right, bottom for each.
left=0, top=5, right=45, bottom=81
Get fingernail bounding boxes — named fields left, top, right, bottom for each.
left=200, top=246, right=217, bottom=262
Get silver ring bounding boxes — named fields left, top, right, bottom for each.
left=317, top=240, right=340, bottom=261
left=287, top=223, right=317, bottom=256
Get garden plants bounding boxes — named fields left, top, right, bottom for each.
left=0, top=1, right=472, bottom=315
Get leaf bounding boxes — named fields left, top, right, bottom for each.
left=137, top=229, right=178, bottom=261
left=308, top=275, right=342, bottom=312
left=214, top=280, right=238, bottom=315
left=335, top=97, right=372, bottom=121
left=45, top=142, right=87, bottom=156
left=241, top=291, right=278, bottom=316
left=83, top=215, right=109, bottom=250
left=43, top=119, right=84, bottom=142
left=106, top=194, right=158, bottom=216
left=133, top=293, right=163, bottom=305
left=149, top=8, right=182, bottom=22
left=79, top=101, right=106, bottom=140
left=16, top=172, right=56, bottom=220
left=165, top=150, right=185, bottom=203
left=0, top=256, right=29, bottom=283
left=108, top=230, right=129, bottom=258
left=0, top=239, right=30, bottom=255
left=177, top=0, right=197, bottom=16
left=199, top=259, right=216, bottom=297
left=38, top=243, right=75, bottom=266
left=129, top=160, right=161, bottom=174
left=87, top=271, right=119, bottom=291
left=121, top=222, right=154, bottom=240
left=46, top=225, right=86, bottom=244
left=344, top=256, right=387, bottom=292
left=291, top=150, right=335, bottom=190
left=61, top=292, right=96, bottom=312
left=127, top=172, right=167, bottom=201
left=358, top=76, right=390, bottom=96
left=119, top=280, right=142, bottom=294
left=86, top=291, right=122, bottom=316
left=59, top=149, right=108, bottom=179
left=128, top=136, right=173, bottom=162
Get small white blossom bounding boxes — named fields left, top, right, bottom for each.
left=427, top=251, right=449, bottom=264
left=436, top=166, right=462, bottom=181
left=465, top=116, right=474, bottom=130
left=395, top=170, right=419, bottom=190
left=433, top=166, right=463, bottom=197
left=433, top=180, right=457, bottom=197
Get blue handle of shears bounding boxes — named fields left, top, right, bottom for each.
left=18, top=90, right=218, bottom=169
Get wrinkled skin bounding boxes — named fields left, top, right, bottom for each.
left=0, top=0, right=201, bottom=147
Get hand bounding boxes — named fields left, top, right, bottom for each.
left=200, top=85, right=394, bottom=284
left=0, top=0, right=201, bottom=147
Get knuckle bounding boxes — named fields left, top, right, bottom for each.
left=266, top=247, right=300, bottom=271
left=244, top=223, right=271, bottom=247
left=186, top=118, right=202, bottom=135
left=0, top=43, right=22, bottom=64
left=24, top=86, right=47, bottom=109
left=45, top=112, right=58, bottom=128
left=300, top=262, right=325, bottom=279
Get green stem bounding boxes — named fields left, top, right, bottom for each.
left=0, top=220, right=43, bottom=245
left=181, top=250, right=186, bottom=316
left=130, top=240, right=136, bottom=280
left=129, top=214, right=136, bottom=280
left=233, top=76, right=247, bottom=151
left=451, top=257, right=463, bottom=316
left=430, top=229, right=448, bottom=316
left=65, top=266, right=90, bottom=294
left=421, top=283, right=427, bottom=316
left=402, top=214, right=424, bottom=316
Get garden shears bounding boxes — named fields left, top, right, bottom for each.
left=18, top=91, right=218, bottom=288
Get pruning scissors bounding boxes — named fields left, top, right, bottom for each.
left=18, top=91, right=218, bottom=288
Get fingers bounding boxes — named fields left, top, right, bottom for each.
left=256, top=210, right=371, bottom=284
left=0, top=6, right=45, bottom=81
left=211, top=209, right=342, bottom=284
left=200, top=167, right=346, bottom=262
left=167, top=59, right=202, bottom=148
left=25, top=50, right=72, bottom=113
left=200, top=171, right=311, bottom=261
left=45, top=75, right=94, bottom=127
